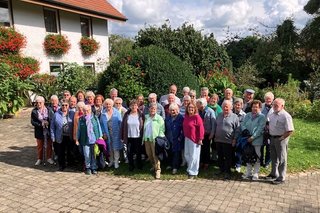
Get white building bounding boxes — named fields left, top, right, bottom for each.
left=0, top=0, right=127, bottom=74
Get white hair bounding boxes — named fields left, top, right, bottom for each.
left=104, top=98, right=114, bottom=106
left=110, top=88, right=118, bottom=94
left=114, top=97, right=123, bottom=103
left=76, top=101, right=85, bottom=110
left=35, top=96, right=45, bottom=103
left=274, top=98, right=285, bottom=106
left=169, top=103, right=180, bottom=113
left=85, top=91, right=95, bottom=98
left=83, top=104, right=92, bottom=112
left=225, top=88, right=233, bottom=94
left=148, top=93, right=157, bottom=99
left=183, top=87, right=190, bottom=93
left=201, top=87, right=209, bottom=92
left=196, top=98, right=207, bottom=107
left=222, top=100, right=232, bottom=108
left=168, top=93, right=175, bottom=98
left=183, top=95, right=191, bottom=101
left=264, top=92, right=275, bottom=100
left=50, top=95, right=58, bottom=101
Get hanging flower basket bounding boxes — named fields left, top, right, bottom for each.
left=0, top=27, right=26, bottom=55
left=79, top=36, right=100, bottom=56
left=43, top=34, right=70, bottom=56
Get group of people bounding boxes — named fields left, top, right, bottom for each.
left=31, top=85, right=294, bottom=184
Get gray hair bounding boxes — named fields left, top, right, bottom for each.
left=76, top=101, right=85, bottom=111
left=189, top=90, right=196, bottom=96
left=183, top=95, right=191, bottom=101
left=222, top=100, right=232, bottom=108
left=201, top=87, right=209, bottom=92
left=274, top=98, right=285, bottom=106
left=264, top=92, right=275, bottom=100
left=196, top=98, right=207, bottom=107
left=169, top=103, right=180, bottom=113
left=183, top=86, right=190, bottom=93
left=104, top=98, right=114, bottom=106
left=110, top=88, right=118, bottom=94
left=83, top=104, right=92, bottom=112
left=149, top=103, right=157, bottom=109
left=114, top=97, right=123, bottom=103
left=35, top=96, right=45, bottom=103
left=234, top=98, right=244, bottom=104
left=85, top=91, right=95, bottom=98
left=168, top=93, right=175, bottom=98
left=50, top=95, right=58, bottom=101
left=148, top=93, right=157, bottom=99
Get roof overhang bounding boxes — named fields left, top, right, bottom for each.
left=21, top=0, right=127, bottom=22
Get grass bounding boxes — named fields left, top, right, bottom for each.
left=104, top=118, right=320, bottom=180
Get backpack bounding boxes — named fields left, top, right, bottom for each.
left=242, top=143, right=258, bottom=164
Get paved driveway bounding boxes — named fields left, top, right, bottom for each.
left=0, top=108, right=319, bottom=213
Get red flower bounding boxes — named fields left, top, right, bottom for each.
left=0, top=27, right=26, bottom=55
left=43, top=34, right=71, bottom=56
left=79, top=37, right=99, bottom=56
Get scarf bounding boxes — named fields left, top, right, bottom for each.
left=37, top=107, right=48, bottom=122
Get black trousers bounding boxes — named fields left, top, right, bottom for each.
left=216, top=142, right=233, bottom=174
left=200, top=134, right=211, bottom=164
left=127, top=137, right=142, bottom=169
left=57, top=136, right=68, bottom=168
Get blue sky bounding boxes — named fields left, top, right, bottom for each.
left=108, top=0, right=311, bottom=42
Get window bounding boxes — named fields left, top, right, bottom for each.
left=49, top=62, right=63, bottom=76
left=80, top=17, right=91, bottom=37
left=44, top=8, right=59, bottom=33
left=0, top=0, right=11, bottom=27
left=84, top=63, right=95, bottom=74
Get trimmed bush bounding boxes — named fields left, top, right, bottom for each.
left=0, top=27, right=26, bottom=55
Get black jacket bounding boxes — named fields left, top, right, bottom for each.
left=31, top=107, right=52, bottom=140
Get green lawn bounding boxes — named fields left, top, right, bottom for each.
left=105, top=118, right=320, bottom=180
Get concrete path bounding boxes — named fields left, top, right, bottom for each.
left=0, top=108, right=319, bottom=213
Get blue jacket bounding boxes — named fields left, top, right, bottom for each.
left=100, top=107, right=123, bottom=151
left=165, top=114, right=184, bottom=152
left=199, top=106, right=216, bottom=136
left=241, top=112, right=266, bottom=146
left=50, top=109, right=74, bottom=143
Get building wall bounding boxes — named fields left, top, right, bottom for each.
left=11, top=0, right=109, bottom=73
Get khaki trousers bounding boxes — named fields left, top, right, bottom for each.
left=144, top=141, right=161, bottom=171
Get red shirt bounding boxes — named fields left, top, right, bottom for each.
left=183, top=114, right=205, bottom=144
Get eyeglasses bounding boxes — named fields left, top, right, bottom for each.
left=115, top=103, right=122, bottom=105
left=62, top=104, right=68, bottom=107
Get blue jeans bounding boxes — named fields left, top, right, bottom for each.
left=82, top=144, right=97, bottom=170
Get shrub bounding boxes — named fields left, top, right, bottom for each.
left=56, top=63, right=96, bottom=94
left=0, top=63, right=32, bottom=115
left=29, top=74, right=58, bottom=102
left=43, top=34, right=70, bottom=56
left=0, top=54, right=40, bottom=79
left=80, top=37, right=100, bottom=56
left=98, top=45, right=199, bottom=99
left=0, top=27, right=26, bottom=55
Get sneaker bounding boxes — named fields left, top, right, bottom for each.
left=47, top=158, right=55, bottom=165
left=85, top=169, right=91, bottom=175
left=242, top=174, right=251, bottom=180
left=224, top=173, right=231, bottom=181
left=155, top=170, right=161, bottom=179
left=252, top=174, right=259, bottom=181
left=272, top=179, right=285, bottom=185
left=92, top=170, right=98, bottom=175
left=172, top=169, right=177, bottom=175
left=235, top=167, right=241, bottom=173
left=265, top=174, right=277, bottom=180
left=35, top=159, right=41, bottom=166
left=114, top=161, right=119, bottom=169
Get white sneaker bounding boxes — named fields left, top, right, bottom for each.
left=252, top=174, right=259, bottom=181
left=35, top=159, right=41, bottom=166
left=242, top=174, right=251, bottom=180
left=47, top=158, right=55, bottom=165
left=172, top=169, right=177, bottom=175
left=235, top=167, right=241, bottom=173
left=114, top=161, right=119, bottom=169
left=155, top=170, right=161, bottom=179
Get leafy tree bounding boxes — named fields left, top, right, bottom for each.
left=234, top=60, right=265, bottom=89
left=109, top=34, right=134, bottom=59
left=135, top=22, right=232, bottom=76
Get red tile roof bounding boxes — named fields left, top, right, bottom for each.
left=23, top=0, right=127, bottom=21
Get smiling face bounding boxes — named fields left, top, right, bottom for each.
left=170, top=108, right=178, bottom=117
left=95, top=96, right=103, bottom=107
left=104, top=102, right=113, bottom=111
left=87, top=96, right=94, bottom=105
left=149, top=106, right=157, bottom=116
left=169, top=85, right=177, bottom=95
left=183, top=99, right=190, bottom=107
left=61, top=103, right=69, bottom=112
left=69, top=97, right=77, bottom=108
left=77, top=93, right=85, bottom=102
left=225, top=89, right=233, bottom=99
left=223, top=102, right=232, bottom=114
left=251, top=103, right=261, bottom=114
left=273, top=99, right=284, bottom=113
left=234, top=102, right=242, bottom=113
left=187, top=103, right=196, bottom=115
left=209, top=96, right=218, bottom=105
left=168, top=95, right=175, bottom=104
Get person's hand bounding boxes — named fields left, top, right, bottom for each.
left=75, top=141, right=79, bottom=146
left=198, top=140, right=203, bottom=145
left=232, top=139, right=236, bottom=147
left=247, top=137, right=254, bottom=143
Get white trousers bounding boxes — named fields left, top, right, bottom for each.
left=184, top=137, right=201, bottom=176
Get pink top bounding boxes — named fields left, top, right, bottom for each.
left=183, top=114, right=205, bottom=144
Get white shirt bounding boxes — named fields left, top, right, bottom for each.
left=127, top=114, right=140, bottom=138
left=159, top=94, right=181, bottom=107
left=268, top=109, right=294, bottom=136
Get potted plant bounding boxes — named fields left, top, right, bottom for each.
left=43, top=34, right=71, bottom=56
left=79, top=36, right=100, bottom=56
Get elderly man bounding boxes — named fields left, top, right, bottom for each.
left=109, top=88, right=118, bottom=100
left=62, top=90, right=71, bottom=102
left=143, top=93, right=165, bottom=119
left=243, top=89, right=255, bottom=113
left=200, top=87, right=210, bottom=102
left=218, top=88, right=235, bottom=106
left=260, top=92, right=275, bottom=168
left=69, top=96, right=77, bottom=112
left=196, top=98, right=216, bottom=170
left=267, top=98, right=294, bottom=185
left=159, top=84, right=181, bottom=106
left=164, top=94, right=177, bottom=117
left=214, top=100, right=239, bottom=180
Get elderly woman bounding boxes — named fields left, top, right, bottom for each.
left=196, top=98, right=216, bottom=170
left=100, top=98, right=123, bottom=169
left=241, top=100, right=266, bottom=180
left=114, top=97, right=128, bottom=118
left=165, top=103, right=184, bottom=174
left=164, top=93, right=176, bottom=117
left=76, top=90, right=86, bottom=103
left=143, top=103, right=165, bottom=179
left=93, top=94, right=104, bottom=119
left=189, top=90, right=197, bottom=102
left=183, top=101, right=204, bottom=179
left=50, top=100, right=75, bottom=171
left=260, top=92, right=275, bottom=168
left=86, top=91, right=95, bottom=106
left=76, top=105, right=103, bottom=175
left=214, top=100, right=239, bottom=180
left=73, top=102, right=85, bottom=143
left=180, top=95, right=191, bottom=117
left=208, top=94, right=222, bottom=117
left=121, top=99, right=145, bottom=171
left=31, top=96, right=54, bottom=166
left=143, top=93, right=165, bottom=119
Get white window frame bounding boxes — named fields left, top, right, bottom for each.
left=49, top=62, right=63, bottom=76
left=43, top=7, right=60, bottom=34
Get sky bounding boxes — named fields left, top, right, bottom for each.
left=108, top=0, right=312, bottom=42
